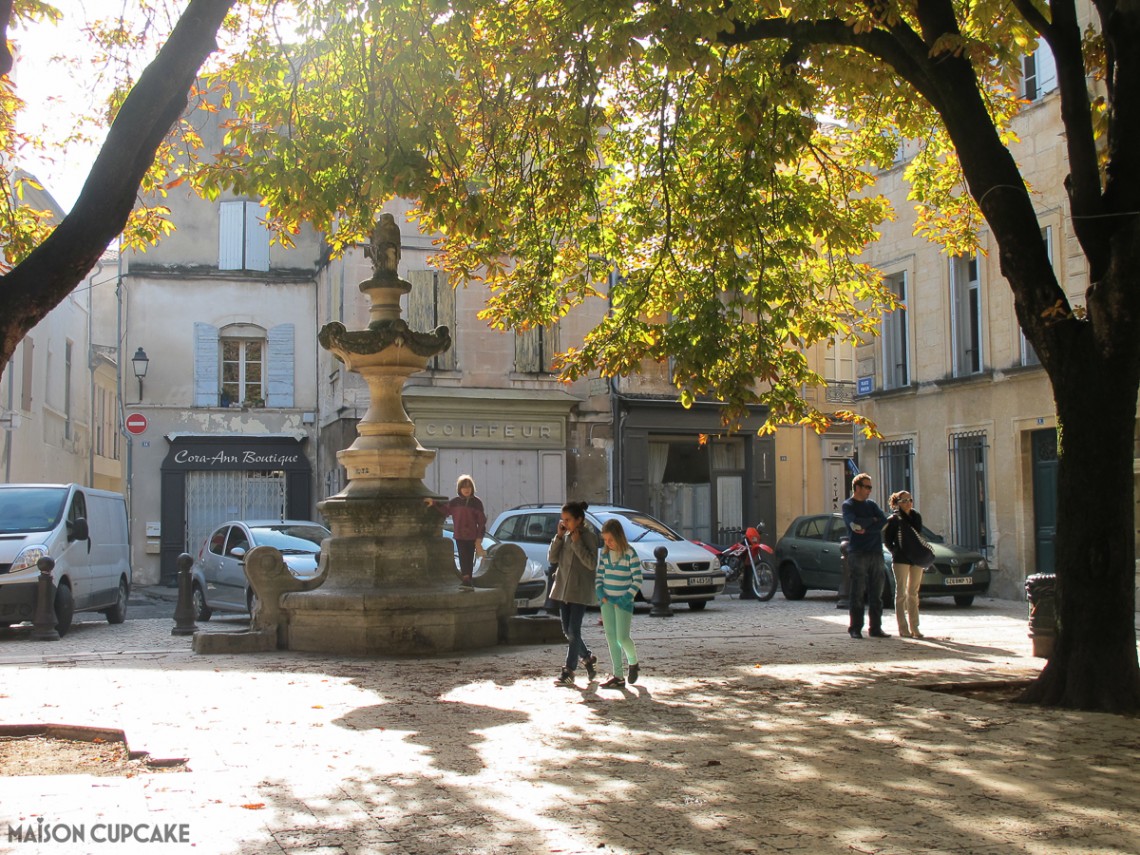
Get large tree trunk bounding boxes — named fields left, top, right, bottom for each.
left=1020, top=334, right=1140, bottom=711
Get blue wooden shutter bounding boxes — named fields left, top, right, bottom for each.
left=218, top=202, right=244, bottom=270
left=266, top=323, right=295, bottom=407
left=245, top=203, right=270, bottom=272
left=194, top=323, right=220, bottom=406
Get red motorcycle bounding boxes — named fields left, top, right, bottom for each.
left=718, top=525, right=778, bottom=601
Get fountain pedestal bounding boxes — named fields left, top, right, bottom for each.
left=282, top=214, right=502, bottom=655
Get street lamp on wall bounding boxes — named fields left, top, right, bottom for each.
left=131, top=347, right=150, bottom=401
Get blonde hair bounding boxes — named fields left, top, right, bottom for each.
left=455, top=474, right=476, bottom=493
left=601, top=519, right=630, bottom=552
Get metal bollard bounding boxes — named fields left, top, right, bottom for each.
left=171, top=553, right=199, bottom=636
left=649, top=545, right=673, bottom=618
left=837, top=539, right=851, bottom=609
left=31, top=557, right=60, bottom=641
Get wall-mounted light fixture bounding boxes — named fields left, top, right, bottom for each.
left=131, top=347, right=150, bottom=401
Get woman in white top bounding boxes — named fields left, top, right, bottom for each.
left=595, top=519, right=643, bottom=688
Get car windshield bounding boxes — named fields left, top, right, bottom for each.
left=250, top=524, right=329, bottom=553
left=0, top=487, right=68, bottom=533
left=598, top=511, right=684, bottom=543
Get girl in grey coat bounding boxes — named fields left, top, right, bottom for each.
left=548, top=501, right=599, bottom=686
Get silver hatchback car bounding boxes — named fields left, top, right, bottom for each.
left=488, top=504, right=726, bottom=610
left=190, top=520, right=329, bottom=619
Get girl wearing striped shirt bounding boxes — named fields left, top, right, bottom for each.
left=596, top=519, right=642, bottom=689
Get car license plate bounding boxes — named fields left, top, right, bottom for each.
left=687, top=576, right=713, bottom=586
left=514, top=597, right=530, bottom=607
left=945, top=576, right=971, bottom=586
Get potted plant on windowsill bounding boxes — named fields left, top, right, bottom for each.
left=243, top=393, right=265, bottom=409
left=219, top=390, right=234, bottom=408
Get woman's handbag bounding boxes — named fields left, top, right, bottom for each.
left=897, top=520, right=936, bottom=569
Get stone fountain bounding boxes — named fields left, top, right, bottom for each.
left=280, top=214, right=504, bottom=655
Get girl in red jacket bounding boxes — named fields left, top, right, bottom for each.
left=426, top=474, right=487, bottom=586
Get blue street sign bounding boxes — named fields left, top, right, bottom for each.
left=857, top=376, right=873, bottom=395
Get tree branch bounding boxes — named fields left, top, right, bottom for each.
left=0, top=0, right=236, bottom=367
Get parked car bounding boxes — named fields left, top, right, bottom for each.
left=773, top=512, right=990, bottom=606
left=488, top=504, right=726, bottom=610
left=190, top=520, right=330, bottom=620
left=441, top=523, right=548, bottom=610
left=0, top=483, right=132, bottom=636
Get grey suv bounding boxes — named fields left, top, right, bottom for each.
left=488, top=504, right=726, bottom=610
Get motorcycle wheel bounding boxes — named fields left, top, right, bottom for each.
left=750, top=560, right=779, bottom=601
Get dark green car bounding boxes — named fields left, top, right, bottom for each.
left=773, top=513, right=991, bottom=607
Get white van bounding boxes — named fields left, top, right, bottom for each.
left=0, top=484, right=132, bottom=636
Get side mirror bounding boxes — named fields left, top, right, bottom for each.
left=229, top=546, right=247, bottom=560
left=67, top=517, right=89, bottom=542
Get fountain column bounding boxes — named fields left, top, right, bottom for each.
left=282, top=214, right=502, bottom=654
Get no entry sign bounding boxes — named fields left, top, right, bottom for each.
left=125, top=412, right=148, bottom=435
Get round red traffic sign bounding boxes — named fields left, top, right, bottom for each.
left=125, top=412, right=148, bottom=435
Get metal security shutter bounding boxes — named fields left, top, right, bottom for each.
left=266, top=324, right=295, bottom=407
left=184, top=470, right=287, bottom=556
left=193, top=323, right=220, bottom=407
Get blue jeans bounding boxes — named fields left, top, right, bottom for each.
left=559, top=602, right=592, bottom=671
left=848, top=549, right=886, bottom=633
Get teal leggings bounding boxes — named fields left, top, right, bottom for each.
left=600, top=601, right=638, bottom=679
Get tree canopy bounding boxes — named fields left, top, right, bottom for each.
left=191, top=0, right=1138, bottom=710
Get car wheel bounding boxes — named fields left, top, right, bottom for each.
left=192, top=583, right=213, bottom=621
left=780, top=564, right=807, bottom=600
left=750, top=561, right=778, bottom=601
left=105, top=578, right=128, bottom=624
left=687, top=599, right=708, bottom=611
left=54, top=583, right=74, bottom=638
left=954, top=594, right=975, bottom=607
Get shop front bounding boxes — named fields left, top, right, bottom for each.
left=158, top=435, right=313, bottom=584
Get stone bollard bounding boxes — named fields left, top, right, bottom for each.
left=171, top=553, right=198, bottom=637
left=31, top=557, right=60, bottom=641
left=649, top=545, right=673, bottom=618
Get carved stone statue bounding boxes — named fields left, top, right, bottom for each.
left=365, top=213, right=402, bottom=276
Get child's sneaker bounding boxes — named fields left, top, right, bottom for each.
left=582, top=654, right=598, bottom=681
left=554, top=669, right=576, bottom=687
left=628, top=663, right=640, bottom=684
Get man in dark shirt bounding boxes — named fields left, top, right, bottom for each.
left=841, top=472, right=890, bottom=639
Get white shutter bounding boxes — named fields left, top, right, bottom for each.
left=245, top=203, right=270, bottom=272
left=1036, top=42, right=1058, bottom=95
left=218, top=202, right=245, bottom=270
left=194, top=323, right=220, bottom=406
left=266, top=323, right=295, bottom=407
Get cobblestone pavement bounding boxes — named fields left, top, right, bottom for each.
left=1, top=592, right=1139, bottom=855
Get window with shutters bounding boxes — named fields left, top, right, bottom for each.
left=949, top=254, right=983, bottom=376
left=515, top=324, right=559, bottom=374
left=407, top=269, right=457, bottom=370
left=221, top=334, right=264, bottom=407
left=1021, top=43, right=1058, bottom=101
left=195, top=322, right=294, bottom=408
left=881, top=271, right=910, bottom=389
left=218, top=200, right=271, bottom=272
